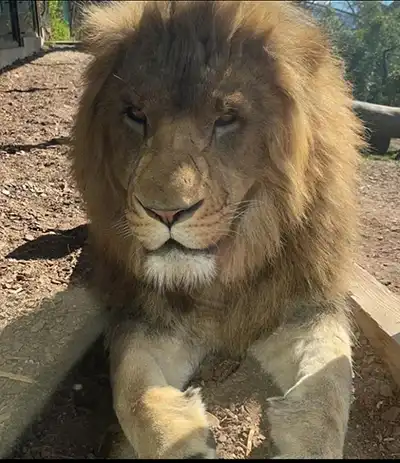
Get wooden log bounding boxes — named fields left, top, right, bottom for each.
left=348, top=263, right=400, bottom=387
left=352, top=100, right=400, bottom=140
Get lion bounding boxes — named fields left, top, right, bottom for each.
left=70, top=0, right=365, bottom=459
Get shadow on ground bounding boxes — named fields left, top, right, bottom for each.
left=6, top=224, right=88, bottom=261
left=0, top=136, right=70, bottom=155
left=0, top=45, right=83, bottom=77
left=6, top=337, right=112, bottom=459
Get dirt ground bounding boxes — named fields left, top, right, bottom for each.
left=0, top=49, right=399, bottom=460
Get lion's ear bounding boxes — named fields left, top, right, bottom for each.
left=77, top=2, right=143, bottom=57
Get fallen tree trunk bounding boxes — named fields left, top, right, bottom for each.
left=352, top=101, right=400, bottom=139
left=352, top=101, right=400, bottom=154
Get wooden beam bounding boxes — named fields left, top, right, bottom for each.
left=349, top=263, right=400, bottom=387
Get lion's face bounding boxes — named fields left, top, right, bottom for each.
left=74, top=1, right=360, bottom=292
left=101, top=23, right=284, bottom=290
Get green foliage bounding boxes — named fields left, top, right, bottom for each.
left=48, top=0, right=70, bottom=41
left=309, top=1, right=400, bottom=106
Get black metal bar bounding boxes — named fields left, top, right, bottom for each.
left=8, top=0, right=23, bottom=47
left=30, top=0, right=40, bottom=36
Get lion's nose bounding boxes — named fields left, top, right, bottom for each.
left=138, top=199, right=204, bottom=227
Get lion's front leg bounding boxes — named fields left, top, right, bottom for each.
left=109, top=325, right=215, bottom=459
left=250, top=310, right=353, bottom=459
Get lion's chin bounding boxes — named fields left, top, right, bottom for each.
left=143, top=241, right=217, bottom=292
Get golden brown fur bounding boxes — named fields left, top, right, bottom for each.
left=70, top=0, right=364, bottom=459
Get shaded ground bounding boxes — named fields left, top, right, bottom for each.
left=0, top=50, right=399, bottom=459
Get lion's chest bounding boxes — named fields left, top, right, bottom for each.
left=164, top=292, right=281, bottom=355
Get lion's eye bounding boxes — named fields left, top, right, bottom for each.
left=213, top=109, right=239, bottom=140
left=125, top=107, right=147, bottom=125
left=214, top=110, right=237, bottom=128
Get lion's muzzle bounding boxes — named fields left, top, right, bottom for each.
left=136, top=196, right=205, bottom=228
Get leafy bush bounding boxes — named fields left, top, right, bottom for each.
left=48, top=0, right=70, bottom=41
left=307, top=1, right=400, bottom=106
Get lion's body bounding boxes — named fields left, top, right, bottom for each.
left=70, top=0, right=364, bottom=459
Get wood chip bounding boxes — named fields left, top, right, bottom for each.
left=206, top=412, right=220, bottom=428
left=0, top=370, right=35, bottom=384
left=246, top=428, right=255, bottom=456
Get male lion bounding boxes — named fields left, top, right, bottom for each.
left=70, top=0, right=364, bottom=459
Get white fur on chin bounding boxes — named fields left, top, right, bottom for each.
left=143, top=248, right=216, bottom=291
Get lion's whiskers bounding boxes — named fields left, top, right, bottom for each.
left=112, top=215, right=134, bottom=240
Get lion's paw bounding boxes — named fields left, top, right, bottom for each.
left=132, top=385, right=216, bottom=459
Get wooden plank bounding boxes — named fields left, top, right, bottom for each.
left=349, top=263, right=400, bottom=386
left=0, top=286, right=105, bottom=458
